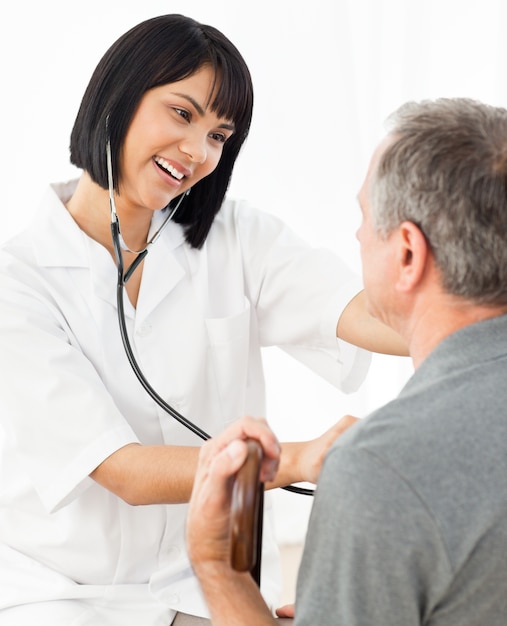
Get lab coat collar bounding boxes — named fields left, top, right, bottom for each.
left=32, top=181, right=89, bottom=268
left=31, top=182, right=191, bottom=321
left=135, top=223, right=187, bottom=322
left=31, top=181, right=187, bottom=267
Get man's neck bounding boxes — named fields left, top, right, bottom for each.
left=406, top=297, right=507, bottom=369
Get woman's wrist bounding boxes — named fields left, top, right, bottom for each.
left=266, top=441, right=305, bottom=489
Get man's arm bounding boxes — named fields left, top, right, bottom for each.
left=186, top=416, right=281, bottom=624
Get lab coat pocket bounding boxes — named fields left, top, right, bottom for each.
left=204, top=300, right=251, bottom=423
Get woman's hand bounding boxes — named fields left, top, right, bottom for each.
left=267, top=414, right=358, bottom=489
left=297, top=414, right=358, bottom=483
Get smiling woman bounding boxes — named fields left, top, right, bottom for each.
left=69, top=15, right=253, bottom=251
left=115, top=69, right=235, bottom=224
left=68, top=67, right=236, bottom=274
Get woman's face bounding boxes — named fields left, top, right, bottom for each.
left=118, top=65, right=235, bottom=214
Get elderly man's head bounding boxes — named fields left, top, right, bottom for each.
left=363, top=98, right=507, bottom=308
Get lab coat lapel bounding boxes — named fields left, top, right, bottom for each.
left=32, top=183, right=120, bottom=311
left=33, top=187, right=190, bottom=319
left=88, top=242, right=120, bottom=311
left=135, top=222, right=186, bottom=324
left=31, top=184, right=89, bottom=270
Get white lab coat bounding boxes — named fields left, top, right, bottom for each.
left=0, top=181, right=370, bottom=624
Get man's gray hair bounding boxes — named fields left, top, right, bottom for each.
left=370, top=98, right=507, bottom=305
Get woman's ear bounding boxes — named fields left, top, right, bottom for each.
left=395, top=221, right=429, bottom=292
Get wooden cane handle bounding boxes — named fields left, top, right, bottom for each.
left=230, top=439, right=263, bottom=573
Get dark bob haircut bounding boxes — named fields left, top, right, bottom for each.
left=70, top=14, right=254, bottom=249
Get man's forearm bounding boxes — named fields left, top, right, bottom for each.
left=193, top=562, right=277, bottom=625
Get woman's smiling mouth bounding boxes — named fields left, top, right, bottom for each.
left=154, top=156, right=185, bottom=180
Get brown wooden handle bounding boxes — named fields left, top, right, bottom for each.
left=230, top=439, right=264, bottom=576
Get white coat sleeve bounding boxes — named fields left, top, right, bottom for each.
left=0, top=253, right=139, bottom=513
left=234, top=201, right=371, bottom=392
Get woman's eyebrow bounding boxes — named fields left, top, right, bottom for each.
left=172, top=92, right=236, bottom=131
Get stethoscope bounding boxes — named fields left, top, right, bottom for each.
left=106, top=138, right=313, bottom=496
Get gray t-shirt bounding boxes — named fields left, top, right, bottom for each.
left=295, top=314, right=507, bottom=625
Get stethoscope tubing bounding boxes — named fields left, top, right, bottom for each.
left=112, top=221, right=211, bottom=441
left=112, top=221, right=314, bottom=495
left=107, top=134, right=313, bottom=495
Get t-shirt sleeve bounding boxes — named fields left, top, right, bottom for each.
left=294, top=446, right=450, bottom=626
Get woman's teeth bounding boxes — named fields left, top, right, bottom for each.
left=154, top=156, right=184, bottom=180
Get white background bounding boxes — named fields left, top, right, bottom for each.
left=1, top=0, right=506, bottom=543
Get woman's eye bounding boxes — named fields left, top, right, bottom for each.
left=210, top=132, right=228, bottom=144
left=174, top=107, right=191, bottom=122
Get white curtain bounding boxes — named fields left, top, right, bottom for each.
left=1, top=0, right=506, bottom=542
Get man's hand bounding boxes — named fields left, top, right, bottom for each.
left=186, top=416, right=281, bottom=626
left=187, top=416, right=280, bottom=569
left=185, top=413, right=356, bottom=625
left=276, top=604, right=295, bottom=618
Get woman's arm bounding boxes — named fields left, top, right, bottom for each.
left=266, top=414, right=358, bottom=489
left=90, top=443, right=200, bottom=505
left=337, top=290, right=408, bottom=355
left=90, top=415, right=358, bottom=504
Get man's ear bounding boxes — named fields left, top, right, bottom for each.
left=395, top=221, right=429, bottom=292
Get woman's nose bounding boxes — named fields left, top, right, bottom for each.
left=179, top=133, right=207, bottom=164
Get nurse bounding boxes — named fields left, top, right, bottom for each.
left=0, top=14, right=405, bottom=626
